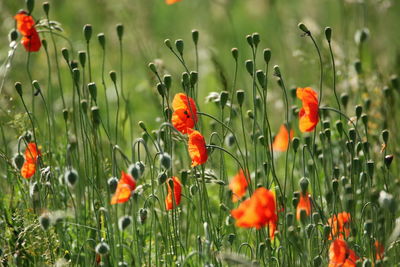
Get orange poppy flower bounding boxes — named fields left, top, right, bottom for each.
left=187, top=129, right=208, bottom=167
left=171, top=93, right=198, bottom=134
left=374, top=240, right=384, bottom=260
left=165, top=176, right=182, bottom=210
left=229, top=169, right=248, bottom=202
left=14, top=11, right=41, bottom=52
left=231, top=187, right=278, bottom=239
left=111, top=171, right=136, bottom=204
left=21, top=142, right=41, bottom=179
left=296, top=192, right=311, bottom=221
left=327, top=212, right=351, bottom=240
left=296, top=87, right=319, bottom=132
left=272, top=124, right=294, bottom=152
left=329, top=238, right=359, bottom=267
left=166, top=0, right=183, bottom=4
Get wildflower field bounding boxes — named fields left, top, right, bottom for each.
left=1, top=0, right=400, bottom=266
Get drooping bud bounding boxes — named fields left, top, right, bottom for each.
left=83, top=24, right=92, bottom=43
left=118, top=215, right=132, bottom=231
left=64, top=168, right=78, bottom=188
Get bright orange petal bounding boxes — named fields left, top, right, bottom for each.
left=296, top=192, right=311, bottom=220
left=188, top=129, right=208, bottom=167
left=296, top=87, right=319, bottom=132
left=21, top=162, right=36, bottom=179
left=24, top=142, right=40, bottom=163
left=111, top=184, right=132, bottom=204
left=272, top=124, right=294, bottom=152
left=229, top=169, right=248, bottom=202
left=165, top=176, right=182, bottom=210
left=166, top=0, right=183, bottom=5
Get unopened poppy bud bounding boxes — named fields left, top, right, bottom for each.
left=305, top=223, right=314, bottom=237
left=80, top=99, right=88, bottom=113
left=256, top=70, right=266, bottom=88
left=247, top=110, right=254, bottom=119
left=109, top=71, right=117, bottom=84
left=138, top=208, right=148, bottom=224
left=324, top=129, right=331, bottom=140
left=128, top=163, right=141, bottom=179
left=116, top=24, right=124, bottom=41
left=9, top=29, right=18, bottom=42
left=83, top=24, right=92, bottom=43
left=363, top=220, right=373, bottom=236
left=332, top=179, right=339, bottom=193
left=355, top=105, right=362, bottom=119
left=72, top=68, right=80, bottom=84
left=344, top=184, right=353, bottom=194
left=340, top=93, right=349, bottom=108
left=311, top=212, right=319, bottom=224
left=245, top=60, right=254, bottom=75
left=354, top=60, right=362, bottom=74
left=61, top=48, right=69, bottom=62
left=332, top=166, right=340, bottom=179
left=39, top=213, right=51, bottom=230
left=361, top=114, right=368, bottom=125
left=15, top=82, right=23, bottom=96
left=246, top=34, right=253, bottom=47
left=227, top=233, right=235, bottom=245
left=62, top=108, right=69, bottom=122
left=175, top=39, right=184, bottom=55
left=299, top=177, right=309, bottom=194
left=231, top=48, right=239, bottom=61
left=369, top=188, right=379, bottom=203
left=190, top=184, right=198, bottom=196
left=321, top=120, right=329, bottom=129
left=381, top=129, right=389, bottom=144
left=26, top=0, right=35, bottom=13
left=118, top=215, right=132, bottom=231
left=88, top=82, right=97, bottom=101
left=236, top=90, right=245, bottom=107
left=324, top=27, right=332, bottom=43
left=157, top=172, right=167, bottom=185
left=273, top=65, right=281, bottom=77
left=258, top=135, right=265, bottom=146
left=95, top=241, right=110, bottom=255
left=13, top=154, right=25, bottom=169
left=182, top=72, right=190, bottom=87
left=263, top=48, right=271, bottom=64
left=298, top=22, right=310, bottom=34
left=286, top=212, right=294, bottom=226
left=65, top=168, right=78, bottom=188
left=137, top=161, right=145, bottom=174
left=190, top=71, right=198, bottom=87
left=313, top=255, right=322, bottom=267
left=70, top=60, right=78, bottom=69
left=138, top=121, right=147, bottom=132
left=355, top=28, right=369, bottom=44
left=349, top=128, right=356, bottom=143
left=362, top=259, right=372, bottom=267
left=220, top=91, right=229, bottom=108
left=341, top=176, right=348, bottom=186
left=97, top=33, right=105, bottom=49
left=391, top=74, right=399, bottom=90
left=148, top=62, right=157, bottom=74
left=335, top=120, right=343, bottom=136
left=225, top=215, right=233, bottom=226
left=252, top=32, right=260, bottom=47
left=192, top=29, right=199, bottom=45
left=359, top=172, right=367, bottom=185
left=319, top=131, right=325, bottom=143
left=384, top=154, right=393, bottom=168
left=290, top=137, right=299, bottom=152
left=292, top=197, right=299, bottom=208
left=160, top=153, right=171, bottom=170
left=162, top=75, right=172, bottom=90
left=78, top=51, right=86, bottom=68
left=91, top=106, right=100, bottom=125
left=42, top=2, right=50, bottom=15
left=108, top=177, right=118, bottom=193
left=299, top=209, right=308, bottom=224
left=156, top=83, right=165, bottom=97
left=164, top=39, right=172, bottom=49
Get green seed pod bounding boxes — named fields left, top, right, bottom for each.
left=391, top=75, right=399, bottom=91
left=256, top=70, right=266, bottom=88
left=344, top=184, right=352, bottom=194
left=299, top=177, right=309, bottom=194
left=384, top=154, right=393, bottom=168
left=322, top=120, right=330, bottom=129
left=13, top=154, right=25, bottom=169
left=41, top=39, right=48, bottom=50
left=164, top=39, right=172, bottom=49
left=160, top=153, right=171, bottom=170
left=225, top=215, right=233, bottom=225
left=335, top=120, right=343, bottom=136
left=108, top=177, right=118, bottom=193
left=175, top=39, right=184, bottom=55
left=192, top=29, right=199, bottom=45
left=118, top=215, right=132, bottom=231
left=354, top=60, right=362, bottom=75
left=39, top=213, right=51, bottom=230
left=91, top=106, right=101, bottom=126
left=258, top=135, right=265, bottom=146
left=340, top=93, right=349, bottom=108
left=128, top=163, right=141, bottom=179
left=163, top=75, right=172, bottom=90
left=292, top=197, right=299, bottom=208
left=42, top=2, right=50, bottom=16
left=182, top=72, right=190, bottom=87
left=97, top=33, right=105, bottom=49
left=263, top=48, right=271, bottom=64
left=273, top=65, right=281, bottom=77
left=252, top=32, right=260, bottom=47
left=88, top=82, right=97, bottom=101
left=323, top=225, right=331, bottom=239
left=341, top=176, right=348, bottom=186
left=245, top=60, right=254, bottom=75
left=190, top=71, right=198, bottom=87
left=246, top=35, right=253, bottom=47
left=15, top=82, right=23, bottom=96
left=95, top=241, right=110, bottom=255
left=109, top=71, right=117, bottom=83
left=26, top=0, right=35, bottom=14
left=148, top=62, right=157, bottom=73
left=138, top=208, right=148, bottom=224
left=62, top=108, right=69, bottom=122
left=349, top=128, right=357, bottom=143
left=300, top=209, right=308, bottom=224
left=359, top=172, right=367, bottom=185
left=116, top=24, right=124, bottom=41
left=292, top=137, right=300, bottom=152
left=64, top=168, right=78, bottom=188
left=80, top=99, right=88, bottom=113
left=247, top=110, right=254, bottom=119
left=156, top=83, right=165, bottom=97
left=362, top=259, right=372, bottom=267
left=61, top=47, right=69, bottom=62
left=324, top=129, right=331, bottom=140
left=78, top=51, right=86, bottom=68
left=73, top=68, right=80, bottom=84
left=313, top=255, right=322, bottom=267
left=190, top=184, right=198, bottom=196
left=70, top=60, right=78, bottom=69
left=9, top=29, right=18, bottom=42
left=361, top=114, right=368, bottom=126
left=363, top=220, right=373, bottom=236
left=355, top=105, right=362, bottom=119
left=305, top=224, right=314, bottom=237
left=298, top=22, right=310, bottom=34
left=227, top=233, right=235, bottom=245
left=83, top=24, right=92, bottom=43
left=382, top=129, right=389, bottom=144
left=158, top=172, right=167, bottom=185
left=236, top=90, right=245, bottom=107
left=366, top=160, right=374, bottom=178
left=220, top=91, right=229, bottom=108
left=324, top=27, right=332, bottom=43
left=332, top=179, right=339, bottom=193
left=231, top=48, right=239, bottom=61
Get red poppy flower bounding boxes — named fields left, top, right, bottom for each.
left=327, top=212, right=351, bottom=240
left=329, top=239, right=359, bottom=267
left=296, top=192, right=311, bottom=221
left=166, top=0, right=183, bottom=4
left=374, top=240, right=384, bottom=260
left=14, top=11, right=41, bottom=52
left=111, top=171, right=136, bottom=204
left=171, top=93, right=198, bottom=134
left=187, top=128, right=208, bottom=167
left=272, top=124, right=294, bottom=152
left=296, top=87, right=319, bottom=132
left=21, top=142, right=41, bottom=179
left=231, top=187, right=278, bottom=239
left=165, top=176, right=182, bottom=210
left=229, top=169, right=248, bottom=202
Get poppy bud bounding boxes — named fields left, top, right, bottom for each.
left=39, top=213, right=51, bottom=230
left=247, top=110, right=254, bottom=119
left=291, top=137, right=300, bottom=152
left=116, top=24, right=124, bottom=41
left=355, top=105, right=362, bottom=119
left=91, top=106, right=100, bottom=125
left=359, top=172, right=367, bottom=185
left=26, top=0, right=35, bottom=13
left=231, top=48, right=239, bottom=61
left=64, top=168, right=78, bottom=188
left=156, top=83, right=165, bottom=97
left=324, top=129, right=331, bottom=140
left=108, top=177, right=118, bottom=193
left=128, top=163, right=141, bottom=179
left=62, top=108, right=69, bottom=122
left=340, top=93, right=349, bottom=108
left=9, top=29, right=18, bottom=42
left=95, top=241, right=110, bottom=255
left=319, top=131, right=325, bottom=143
left=263, top=48, right=271, bottom=64
left=313, top=255, right=322, bottom=267
left=190, top=184, right=198, bottom=196
left=220, top=91, right=229, bottom=108
left=164, top=39, right=172, bottom=49
left=286, top=212, right=294, bottom=226
left=258, top=135, right=265, bottom=146
left=138, top=121, right=147, bottom=132
left=332, top=179, right=339, bottom=193
left=384, top=154, right=393, bottom=168
left=43, top=2, right=50, bottom=15
left=160, top=153, right=171, bottom=170
left=299, top=177, right=309, bottom=194
left=30, top=182, right=39, bottom=198
left=298, top=22, right=310, bottom=34
left=162, top=75, right=172, bottom=91
left=61, top=48, right=69, bottom=62
left=118, top=215, right=132, bottom=231
left=324, top=27, right=332, bottom=43
left=157, top=172, right=167, bottom=185
left=361, top=114, right=368, bottom=126
left=227, top=233, right=235, bottom=245
left=256, top=70, right=266, bottom=88
left=335, top=120, right=343, bottom=136
left=88, top=82, right=97, bottom=101
left=190, top=71, right=198, bottom=87
left=15, top=82, right=23, bottom=96
left=355, top=28, right=369, bottom=44
left=148, top=62, right=157, bottom=74
left=78, top=51, right=86, bottom=68
left=391, top=74, right=399, bottom=90
left=354, top=60, right=362, bottom=75
left=182, top=72, right=190, bottom=87
left=353, top=157, right=360, bottom=174
left=292, top=196, right=299, bottom=208
left=245, top=60, right=254, bottom=75
left=252, top=32, right=260, bottom=47
left=72, top=68, right=80, bottom=84
left=175, top=39, right=184, bottom=55
left=83, top=24, right=92, bottom=43
left=138, top=208, right=148, bottom=224
left=80, top=99, right=88, bottom=113
left=246, top=35, right=253, bottom=47
left=236, top=90, right=245, bottom=107
left=348, top=128, right=356, bottom=143
left=13, top=154, right=25, bottom=169
left=273, top=65, right=281, bottom=77
left=381, top=129, right=389, bottom=144
left=311, top=212, right=319, bottom=224
left=97, top=33, right=105, bottom=49
left=321, top=120, right=329, bottom=130
left=305, top=223, right=314, bottom=237
left=70, top=60, right=78, bottom=69
left=192, top=29, right=199, bottom=45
